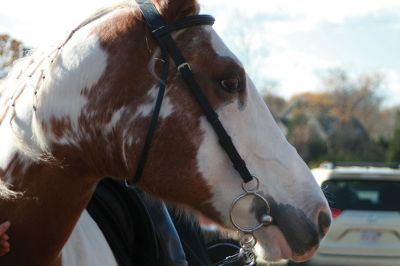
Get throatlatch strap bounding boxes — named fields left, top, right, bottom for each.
left=133, top=0, right=253, bottom=184
left=132, top=46, right=169, bottom=184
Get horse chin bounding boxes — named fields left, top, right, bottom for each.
left=254, top=225, right=317, bottom=262
left=254, top=225, right=292, bottom=261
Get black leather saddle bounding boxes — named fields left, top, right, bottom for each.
left=86, top=178, right=212, bottom=266
left=87, top=178, right=246, bottom=266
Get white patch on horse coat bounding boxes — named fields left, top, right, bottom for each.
left=133, top=86, right=174, bottom=119
left=105, top=107, right=126, bottom=134
left=62, top=210, right=118, bottom=266
left=38, top=33, right=107, bottom=134
left=34, top=34, right=107, bottom=149
left=160, top=94, right=174, bottom=118
left=0, top=123, right=18, bottom=169
left=37, top=11, right=130, bottom=148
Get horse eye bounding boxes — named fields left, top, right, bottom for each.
left=220, top=78, right=241, bottom=93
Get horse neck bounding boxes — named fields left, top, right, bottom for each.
left=0, top=125, right=98, bottom=265
left=0, top=8, right=155, bottom=264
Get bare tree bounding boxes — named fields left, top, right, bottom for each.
left=320, top=68, right=385, bottom=139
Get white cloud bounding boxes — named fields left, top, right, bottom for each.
left=202, top=0, right=400, bottom=24
left=258, top=50, right=339, bottom=98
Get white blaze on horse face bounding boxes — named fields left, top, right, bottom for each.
left=197, top=29, right=327, bottom=235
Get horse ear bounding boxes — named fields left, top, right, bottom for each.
left=154, top=0, right=200, bottom=22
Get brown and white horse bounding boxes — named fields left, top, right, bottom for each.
left=0, top=0, right=331, bottom=265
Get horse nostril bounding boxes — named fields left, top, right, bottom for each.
left=318, top=210, right=331, bottom=238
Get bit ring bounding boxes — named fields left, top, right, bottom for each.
left=229, top=190, right=272, bottom=234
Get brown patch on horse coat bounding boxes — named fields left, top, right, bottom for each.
left=49, top=117, right=72, bottom=140
left=0, top=154, right=98, bottom=266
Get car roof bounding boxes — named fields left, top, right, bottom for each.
left=311, top=163, right=400, bottom=185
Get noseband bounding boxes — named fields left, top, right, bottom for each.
left=133, top=1, right=272, bottom=264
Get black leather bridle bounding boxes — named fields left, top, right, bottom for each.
left=131, top=0, right=253, bottom=185
left=131, top=2, right=275, bottom=265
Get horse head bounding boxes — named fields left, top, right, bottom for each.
left=8, top=0, right=331, bottom=262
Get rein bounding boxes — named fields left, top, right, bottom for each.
left=132, top=1, right=273, bottom=265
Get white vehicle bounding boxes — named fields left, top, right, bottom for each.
left=306, top=162, right=400, bottom=266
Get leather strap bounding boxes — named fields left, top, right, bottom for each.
left=132, top=45, right=169, bottom=183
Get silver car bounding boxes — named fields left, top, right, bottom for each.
left=303, top=162, right=400, bottom=266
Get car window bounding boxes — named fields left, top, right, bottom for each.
left=322, top=179, right=400, bottom=211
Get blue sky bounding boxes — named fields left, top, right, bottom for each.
left=1, top=0, right=400, bottom=106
